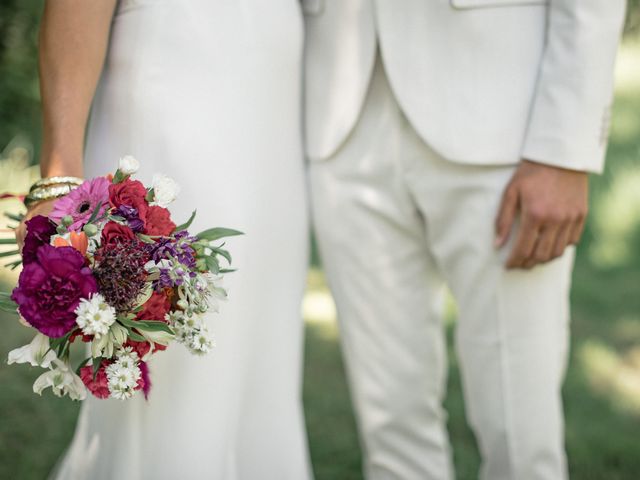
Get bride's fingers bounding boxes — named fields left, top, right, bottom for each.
left=15, top=221, right=27, bottom=251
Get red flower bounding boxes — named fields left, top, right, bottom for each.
left=144, top=206, right=176, bottom=236
left=109, top=179, right=149, bottom=222
left=80, top=362, right=111, bottom=399
left=69, top=330, right=92, bottom=343
left=101, top=221, right=136, bottom=247
left=136, top=292, right=171, bottom=322
left=125, top=339, right=152, bottom=359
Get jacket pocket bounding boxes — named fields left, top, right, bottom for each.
left=301, top=0, right=324, bottom=15
left=451, top=0, right=548, bottom=9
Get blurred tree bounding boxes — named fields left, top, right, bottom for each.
left=0, top=0, right=638, bottom=164
left=0, top=0, right=42, bottom=160
left=628, top=0, right=640, bottom=34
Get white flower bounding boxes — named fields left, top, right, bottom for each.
left=151, top=173, right=180, bottom=208
left=168, top=311, right=214, bottom=355
left=33, top=359, right=87, bottom=401
left=106, top=356, right=141, bottom=400
left=75, top=294, right=117, bottom=338
left=8, top=333, right=57, bottom=368
left=114, top=346, right=139, bottom=369
left=189, top=326, right=215, bottom=355
left=90, top=323, right=128, bottom=358
left=203, top=273, right=227, bottom=313
left=118, top=155, right=140, bottom=175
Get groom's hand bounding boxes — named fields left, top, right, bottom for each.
left=494, top=160, right=589, bottom=269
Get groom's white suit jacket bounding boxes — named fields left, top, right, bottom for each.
left=303, top=0, right=626, bottom=173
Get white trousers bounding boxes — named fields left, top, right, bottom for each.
left=309, top=55, right=574, bottom=480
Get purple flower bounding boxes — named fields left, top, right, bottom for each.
left=152, top=232, right=197, bottom=269
left=114, top=204, right=144, bottom=232
left=11, top=244, right=98, bottom=337
left=49, top=177, right=111, bottom=231
left=22, top=215, right=57, bottom=265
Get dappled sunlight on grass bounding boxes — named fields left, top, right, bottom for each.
left=0, top=143, right=37, bottom=285
left=303, top=268, right=337, bottom=325
left=614, top=41, right=640, bottom=95
left=578, top=339, right=640, bottom=415
left=589, top=166, right=640, bottom=268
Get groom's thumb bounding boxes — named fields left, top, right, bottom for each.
left=494, top=184, right=519, bottom=248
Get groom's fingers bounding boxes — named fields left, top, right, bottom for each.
left=506, top=213, right=540, bottom=269
left=552, top=223, right=573, bottom=258
left=494, top=184, right=519, bottom=247
left=525, top=224, right=561, bottom=268
left=569, top=213, right=587, bottom=245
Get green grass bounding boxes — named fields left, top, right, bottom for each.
left=1, top=41, right=640, bottom=480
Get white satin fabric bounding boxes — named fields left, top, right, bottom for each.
left=51, top=1, right=312, bottom=479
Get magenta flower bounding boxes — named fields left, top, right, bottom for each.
left=11, top=244, right=98, bottom=337
left=22, top=215, right=57, bottom=265
left=49, top=177, right=111, bottom=231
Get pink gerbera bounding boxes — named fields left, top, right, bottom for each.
left=50, top=177, right=111, bottom=231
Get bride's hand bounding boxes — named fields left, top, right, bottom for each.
left=15, top=199, right=58, bottom=251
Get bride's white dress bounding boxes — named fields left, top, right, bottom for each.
left=51, top=1, right=311, bottom=479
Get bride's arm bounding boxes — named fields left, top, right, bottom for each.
left=16, top=0, right=116, bottom=246
left=39, top=0, right=117, bottom=178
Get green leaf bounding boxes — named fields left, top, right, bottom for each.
left=92, top=357, right=103, bottom=381
left=117, top=316, right=139, bottom=328
left=6, top=259, right=22, bottom=270
left=196, top=227, right=244, bottom=242
left=0, top=249, right=20, bottom=258
left=0, top=238, right=17, bottom=245
left=205, top=255, right=220, bottom=274
left=145, top=188, right=155, bottom=202
left=112, top=170, right=127, bottom=184
left=211, top=247, right=232, bottom=264
left=174, top=210, right=197, bottom=232
left=136, top=234, right=156, bottom=244
left=218, top=268, right=237, bottom=274
left=0, top=303, right=17, bottom=314
left=126, top=329, right=147, bottom=342
left=75, top=357, right=92, bottom=376
left=4, top=212, right=24, bottom=222
left=86, top=201, right=104, bottom=225
left=49, top=336, right=65, bottom=350
left=119, top=316, right=172, bottom=333
left=135, top=320, right=173, bottom=334
left=50, top=330, right=74, bottom=358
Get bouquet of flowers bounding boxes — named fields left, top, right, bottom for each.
left=0, top=156, right=240, bottom=401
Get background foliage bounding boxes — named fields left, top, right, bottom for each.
left=1, top=2, right=639, bottom=480
left=0, top=0, right=639, bottom=161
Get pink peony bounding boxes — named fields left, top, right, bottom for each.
left=50, top=177, right=111, bottom=231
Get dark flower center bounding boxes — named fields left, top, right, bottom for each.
left=77, top=201, right=91, bottom=214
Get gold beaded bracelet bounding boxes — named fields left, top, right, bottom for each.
left=29, top=176, right=84, bottom=192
